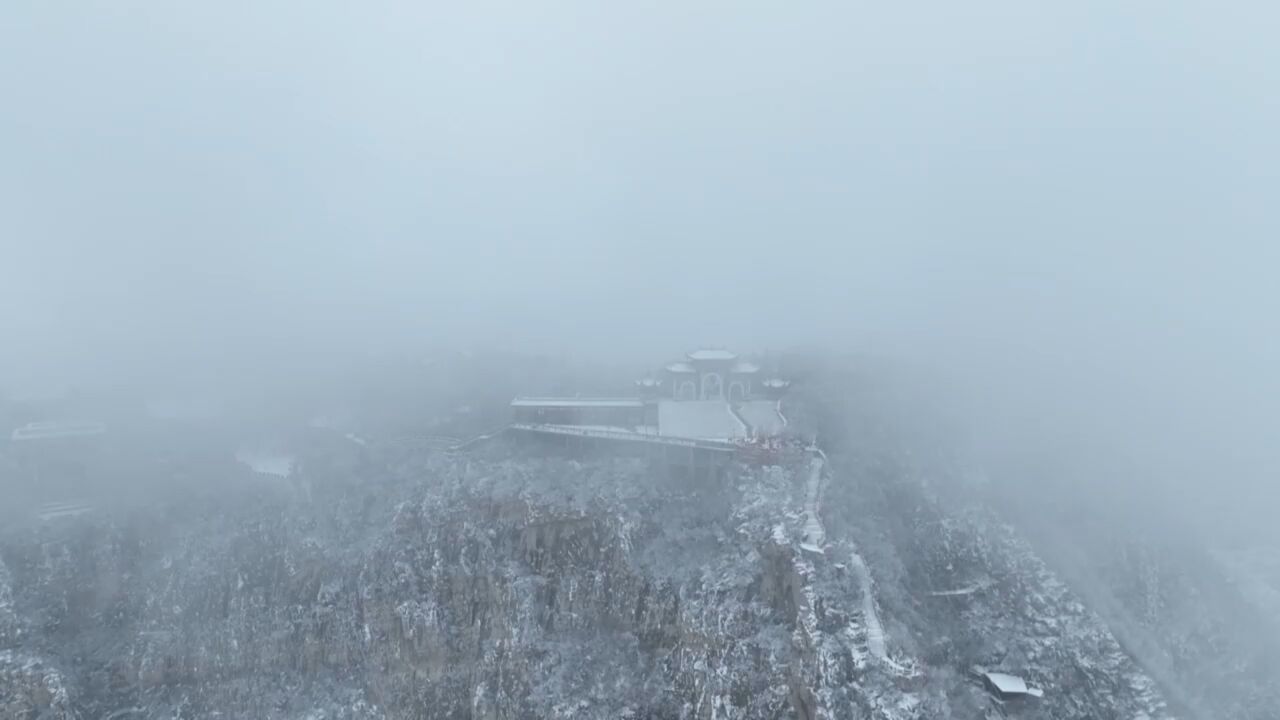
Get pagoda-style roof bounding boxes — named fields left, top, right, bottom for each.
left=687, top=349, right=737, bottom=361
left=665, top=362, right=697, bottom=373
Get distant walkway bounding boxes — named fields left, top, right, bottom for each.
left=446, top=426, right=509, bottom=451
left=847, top=548, right=888, bottom=661
left=507, top=423, right=739, bottom=453
left=804, top=445, right=891, bottom=664
left=37, top=501, right=93, bottom=522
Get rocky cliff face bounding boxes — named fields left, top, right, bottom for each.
left=1, top=430, right=1178, bottom=719
left=1, top=449, right=810, bottom=719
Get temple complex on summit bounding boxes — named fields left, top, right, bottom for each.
left=510, top=349, right=789, bottom=442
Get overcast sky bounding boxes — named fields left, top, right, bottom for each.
left=3, top=2, right=1278, bottom=520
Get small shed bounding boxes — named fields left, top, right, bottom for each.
left=982, top=672, right=1044, bottom=701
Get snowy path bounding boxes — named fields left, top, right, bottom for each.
left=446, top=426, right=508, bottom=451
left=37, top=501, right=93, bottom=521
left=812, top=447, right=891, bottom=665
left=800, top=453, right=826, bottom=553
left=848, top=548, right=888, bottom=661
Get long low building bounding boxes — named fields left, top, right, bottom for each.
left=510, top=397, right=650, bottom=428
left=10, top=421, right=107, bottom=442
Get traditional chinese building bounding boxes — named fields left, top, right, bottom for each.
left=510, top=349, right=788, bottom=442
left=654, top=349, right=763, bottom=402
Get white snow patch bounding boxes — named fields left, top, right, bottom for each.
left=772, top=523, right=789, bottom=545
left=736, top=400, right=787, bottom=436
left=235, top=449, right=295, bottom=478
left=658, top=400, right=748, bottom=440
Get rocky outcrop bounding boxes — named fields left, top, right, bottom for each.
left=0, top=452, right=839, bottom=718
left=0, top=554, right=20, bottom=647
left=0, top=651, right=79, bottom=720
left=1, top=550, right=80, bottom=719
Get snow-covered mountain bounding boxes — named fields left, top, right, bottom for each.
left=1, top=362, right=1275, bottom=719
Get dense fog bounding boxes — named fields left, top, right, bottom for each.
left=5, top=5, right=1280, bottom=719
left=5, top=2, right=1276, bottom=542
left=4, top=1, right=1279, bottom=577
